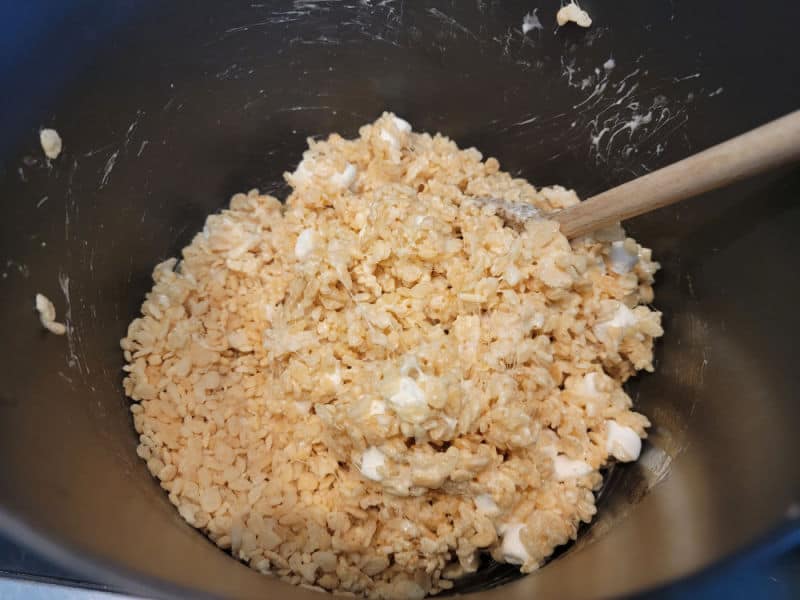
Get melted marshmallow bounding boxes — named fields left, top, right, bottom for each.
left=556, top=2, right=592, bottom=27
left=368, top=399, right=387, bottom=416
left=594, top=302, right=638, bottom=342
left=380, top=116, right=412, bottom=149
left=579, top=372, right=602, bottom=396
left=388, top=376, right=428, bottom=420
left=34, top=293, right=66, bottom=335
left=294, top=229, right=315, bottom=260
left=609, top=240, right=639, bottom=274
left=522, top=11, right=543, bottom=34
left=330, top=163, right=357, bottom=189
left=474, top=494, right=500, bottom=516
left=543, top=445, right=593, bottom=481
left=291, top=159, right=313, bottom=184
left=392, top=116, right=411, bottom=132
left=553, top=455, right=594, bottom=480
left=380, top=129, right=398, bottom=147
left=606, top=421, right=642, bottom=462
left=607, top=303, right=637, bottom=329
left=575, top=372, right=603, bottom=416
left=360, top=446, right=386, bottom=481
left=40, top=128, right=62, bottom=159
left=500, top=523, right=531, bottom=565
left=326, top=369, right=342, bottom=386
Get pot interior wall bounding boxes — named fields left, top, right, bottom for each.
left=1, top=2, right=799, bottom=599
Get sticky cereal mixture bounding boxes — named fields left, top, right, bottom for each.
left=121, top=113, right=662, bottom=599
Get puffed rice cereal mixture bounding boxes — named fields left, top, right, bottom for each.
left=121, top=113, right=663, bottom=599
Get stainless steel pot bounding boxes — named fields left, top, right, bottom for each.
left=1, top=1, right=799, bottom=598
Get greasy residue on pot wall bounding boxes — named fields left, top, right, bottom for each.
left=49, top=108, right=150, bottom=392
left=210, top=1, right=720, bottom=178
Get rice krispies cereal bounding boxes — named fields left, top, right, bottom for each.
left=121, top=113, right=663, bottom=599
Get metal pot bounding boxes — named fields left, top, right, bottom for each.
left=1, top=2, right=799, bottom=598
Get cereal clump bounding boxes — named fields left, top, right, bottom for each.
left=121, top=113, right=662, bottom=598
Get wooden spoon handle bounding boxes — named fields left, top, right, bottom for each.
left=552, top=110, right=800, bottom=239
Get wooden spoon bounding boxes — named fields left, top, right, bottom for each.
left=482, top=110, right=800, bottom=238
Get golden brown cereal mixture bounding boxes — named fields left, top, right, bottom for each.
left=121, top=113, right=663, bottom=599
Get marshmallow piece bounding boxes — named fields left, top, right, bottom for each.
left=556, top=2, right=592, bottom=27
left=40, top=128, right=62, bottom=159
left=606, top=420, right=642, bottom=462
left=360, top=446, right=386, bottom=481
left=499, top=523, right=531, bottom=565
left=330, top=162, right=357, bottom=189
left=609, top=240, right=639, bottom=274
left=294, top=228, right=316, bottom=260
